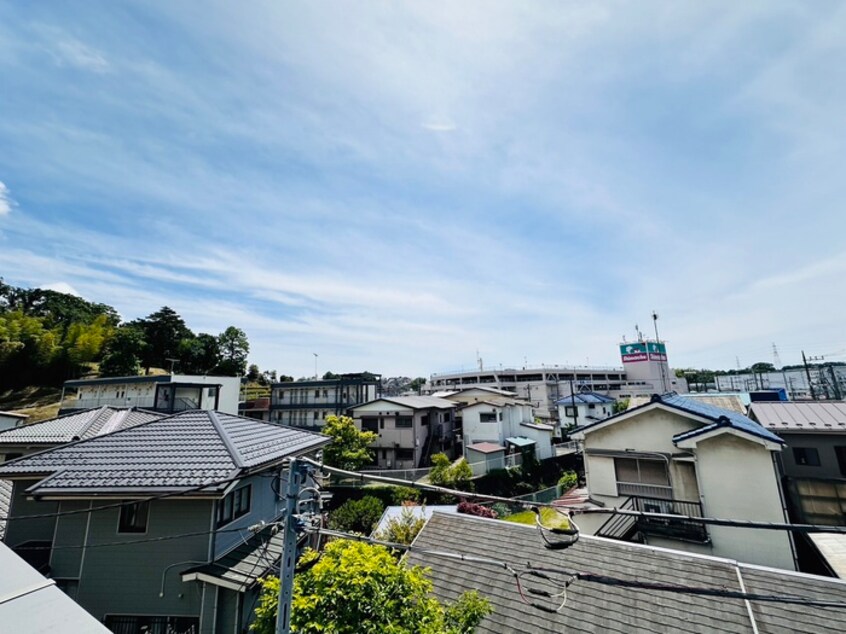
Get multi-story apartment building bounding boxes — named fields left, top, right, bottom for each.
left=270, top=373, right=381, bottom=429
left=350, top=396, right=457, bottom=469
left=425, top=339, right=687, bottom=422
left=59, top=374, right=241, bottom=415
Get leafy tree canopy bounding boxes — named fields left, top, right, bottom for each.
left=328, top=495, right=385, bottom=534
left=215, top=326, right=250, bottom=376
left=374, top=504, right=426, bottom=545
left=322, top=415, right=377, bottom=471
left=251, top=540, right=491, bottom=634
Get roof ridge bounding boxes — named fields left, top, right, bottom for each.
left=207, top=411, right=246, bottom=469
left=75, top=405, right=113, bottom=439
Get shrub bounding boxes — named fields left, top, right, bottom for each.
left=328, top=495, right=385, bottom=534
left=375, top=504, right=427, bottom=545
left=558, top=470, right=578, bottom=491
left=457, top=501, right=497, bottom=519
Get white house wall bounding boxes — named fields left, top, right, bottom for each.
left=694, top=433, right=794, bottom=570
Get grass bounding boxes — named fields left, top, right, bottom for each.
left=0, top=386, right=63, bottom=423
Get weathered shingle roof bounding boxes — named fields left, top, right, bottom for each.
left=0, top=406, right=161, bottom=445
left=409, top=513, right=846, bottom=633
left=0, top=411, right=329, bottom=496
left=749, top=401, right=846, bottom=433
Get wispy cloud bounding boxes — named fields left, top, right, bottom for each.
left=0, top=2, right=844, bottom=374
left=0, top=181, right=10, bottom=215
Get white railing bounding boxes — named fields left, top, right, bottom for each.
left=62, top=396, right=156, bottom=410
left=617, top=482, right=673, bottom=500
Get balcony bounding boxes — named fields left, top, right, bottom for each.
left=632, top=496, right=708, bottom=542
left=616, top=481, right=674, bottom=500
left=597, top=495, right=708, bottom=544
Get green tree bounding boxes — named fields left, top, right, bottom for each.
left=328, top=496, right=385, bottom=534
left=131, top=306, right=193, bottom=373
left=246, top=363, right=261, bottom=382
left=177, top=332, right=220, bottom=374
left=375, top=504, right=426, bottom=545
left=251, top=540, right=491, bottom=634
left=429, top=454, right=473, bottom=491
left=409, top=377, right=427, bottom=394
left=215, top=326, right=249, bottom=376
left=322, top=415, right=377, bottom=471
left=99, top=327, right=146, bottom=377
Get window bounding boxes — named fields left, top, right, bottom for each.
left=362, top=418, right=378, bottom=433
left=217, top=485, right=251, bottom=527
left=314, top=411, right=319, bottom=419
left=314, top=389, right=320, bottom=398
left=396, top=448, right=414, bottom=461
left=479, top=412, right=497, bottom=422
left=836, top=447, right=846, bottom=477
left=564, top=406, right=577, bottom=418
left=396, top=416, right=413, bottom=428
left=614, top=458, right=670, bottom=497
left=793, top=447, right=821, bottom=467
left=118, top=501, right=149, bottom=533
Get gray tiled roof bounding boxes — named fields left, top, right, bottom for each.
left=0, top=411, right=329, bottom=495
left=182, top=522, right=284, bottom=591
left=409, top=513, right=846, bottom=633
left=354, top=396, right=456, bottom=410
left=0, top=406, right=161, bottom=445
left=0, top=479, right=10, bottom=539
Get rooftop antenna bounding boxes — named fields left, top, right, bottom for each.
left=477, top=349, right=484, bottom=372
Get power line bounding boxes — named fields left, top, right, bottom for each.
left=306, top=458, right=846, bottom=534
left=312, top=526, right=846, bottom=611
left=571, top=506, right=846, bottom=533
left=15, top=525, right=249, bottom=550
left=0, top=468, right=283, bottom=522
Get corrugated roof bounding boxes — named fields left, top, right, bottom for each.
left=0, top=406, right=161, bottom=445
left=749, top=402, right=846, bottom=433
left=0, top=542, right=111, bottom=632
left=0, top=411, right=329, bottom=495
left=466, top=442, right=505, bottom=454
left=409, top=513, right=846, bottom=633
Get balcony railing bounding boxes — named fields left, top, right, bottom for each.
left=617, top=482, right=674, bottom=500
left=61, top=396, right=156, bottom=411
left=632, top=496, right=708, bottom=543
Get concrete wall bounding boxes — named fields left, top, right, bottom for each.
left=177, top=375, right=241, bottom=415
left=694, top=433, right=795, bottom=570
left=775, top=432, right=846, bottom=480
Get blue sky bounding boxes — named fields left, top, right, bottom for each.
left=1, top=1, right=845, bottom=377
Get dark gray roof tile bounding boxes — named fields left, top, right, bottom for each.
left=0, top=410, right=329, bottom=495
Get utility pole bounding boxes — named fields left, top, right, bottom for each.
left=276, top=458, right=308, bottom=634
left=652, top=311, right=669, bottom=393
left=313, top=353, right=318, bottom=380
left=802, top=351, right=817, bottom=401
left=831, top=366, right=844, bottom=401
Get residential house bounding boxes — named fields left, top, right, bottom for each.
left=571, top=393, right=795, bottom=570
left=0, top=410, right=28, bottom=431
left=0, top=406, right=162, bottom=540
left=350, top=396, right=457, bottom=469
left=0, top=410, right=329, bottom=634
left=409, top=512, right=846, bottom=633
left=556, top=392, right=616, bottom=437
left=458, top=400, right=554, bottom=461
left=270, top=373, right=381, bottom=429
left=748, top=401, right=846, bottom=573
left=0, top=541, right=111, bottom=633
left=59, top=374, right=242, bottom=415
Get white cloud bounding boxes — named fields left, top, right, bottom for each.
left=41, top=281, right=81, bottom=296
left=52, top=37, right=109, bottom=73
left=0, top=181, right=11, bottom=215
